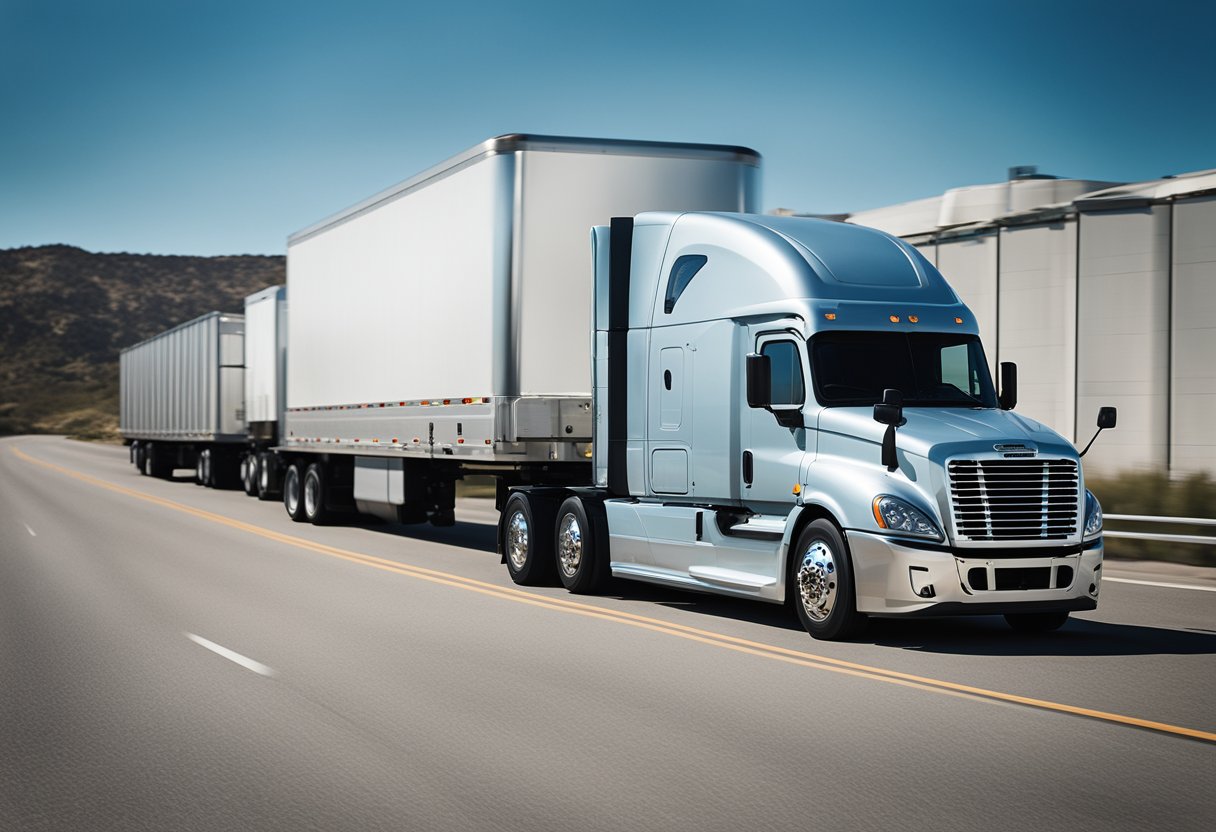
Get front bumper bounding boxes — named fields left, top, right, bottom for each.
left=845, top=530, right=1103, bottom=617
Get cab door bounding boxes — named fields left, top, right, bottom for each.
left=741, top=326, right=811, bottom=513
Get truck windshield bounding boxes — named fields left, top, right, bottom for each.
left=810, top=331, right=998, bottom=408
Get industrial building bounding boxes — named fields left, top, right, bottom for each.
left=787, top=167, right=1216, bottom=477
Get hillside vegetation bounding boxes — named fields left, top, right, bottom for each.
left=0, top=245, right=283, bottom=440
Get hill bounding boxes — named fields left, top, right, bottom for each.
left=0, top=245, right=284, bottom=440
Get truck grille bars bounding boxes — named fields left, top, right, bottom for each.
left=948, top=459, right=1080, bottom=541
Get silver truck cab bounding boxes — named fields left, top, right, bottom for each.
left=503, top=211, right=1107, bottom=640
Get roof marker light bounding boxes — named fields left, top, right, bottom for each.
left=889, top=315, right=900, bottom=323
left=908, top=315, right=919, bottom=323
left=954, top=317, right=964, bottom=324
left=824, top=312, right=837, bottom=321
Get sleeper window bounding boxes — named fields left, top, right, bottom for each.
left=664, top=255, right=708, bottom=313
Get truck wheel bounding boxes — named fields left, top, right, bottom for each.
left=136, top=443, right=148, bottom=475
left=256, top=453, right=277, bottom=501
left=195, top=452, right=206, bottom=485
left=241, top=456, right=258, bottom=496
left=502, top=492, right=556, bottom=586
left=283, top=463, right=306, bottom=522
left=303, top=463, right=331, bottom=524
left=1005, top=612, right=1069, bottom=633
left=554, top=495, right=608, bottom=594
left=791, top=519, right=867, bottom=640
left=145, top=443, right=173, bottom=479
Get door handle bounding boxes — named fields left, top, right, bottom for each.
left=742, top=450, right=753, bottom=485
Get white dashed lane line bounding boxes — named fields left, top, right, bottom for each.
left=186, top=632, right=277, bottom=677
left=1104, top=577, right=1216, bottom=593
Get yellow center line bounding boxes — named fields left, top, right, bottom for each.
left=11, top=443, right=1216, bottom=744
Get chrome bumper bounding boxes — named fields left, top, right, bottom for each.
left=845, top=530, right=1103, bottom=616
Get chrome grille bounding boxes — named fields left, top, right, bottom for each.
left=948, top=459, right=1079, bottom=541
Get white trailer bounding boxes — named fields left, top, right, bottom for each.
left=237, top=285, right=288, bottom=499
left=277, top=134, right=760, bottom=525
left=119, top=311, right=246, bottom=485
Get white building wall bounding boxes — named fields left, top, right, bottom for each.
left=1171, top=195, right=1216, bottom=475
left=997, top=220, right=1077, bottom=442
left=1076, top=206, right=1171, bottom=474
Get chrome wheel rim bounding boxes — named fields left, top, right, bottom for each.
left=284, top=468, right=300, bottom=514
left=557, top=513, right=583, bottom=578
left=797, top=539, right=838, bottom=622
left=304, top=472, right=319, bottom=518
left=506, top=510, right=530, bottom=571
left=259, top=460, right=269, bottom=493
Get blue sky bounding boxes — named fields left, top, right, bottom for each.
left=1, top=0, right=1213, bottom=255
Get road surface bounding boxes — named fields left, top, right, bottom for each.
left=2, top=435, right=1213, bottom=831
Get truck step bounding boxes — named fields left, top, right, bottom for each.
left=688, top=566, right=776, bottom=589
left=724, top=514, right=786, bottom=540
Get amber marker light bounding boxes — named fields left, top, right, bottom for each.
left=908, top=315, right=919, bottom=323
left=954, top=317, right=964, bottom=324
left=792, top=483, right=802, bottom=495
left=889, top=315, right=900, bottom=323
left=872, top=497, right=888, bottom=528
left=824, top=312, right=837, bottom=321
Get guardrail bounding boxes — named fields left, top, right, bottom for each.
left=1103, top=514, right=1216, bottom=545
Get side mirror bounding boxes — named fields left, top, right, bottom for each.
left=998, top=362, right=1017, bottom=411
left=873, top=389, right=903, bottom=472
left=873, top=388, right=903, bottom=426
left=746, top=353, right=771, bottom=408
left=1079, top=406, right=1117, bottom=457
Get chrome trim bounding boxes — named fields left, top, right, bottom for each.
left=796, top=539, right=839, bottom=622
left=946, top=455, right=1081, bottom=543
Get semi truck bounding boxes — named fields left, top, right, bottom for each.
left=498, top=212, right=1113, bottom=639
left=120, top=311, right=246, bottom=487
left=120, top=133, right=1114, bottom=640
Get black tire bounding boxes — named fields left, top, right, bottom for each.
left=241, top=456, right=258, bottom=496
left=501, top=491, right=557, bottom=586
left=256, top=452, right=277, bottom=501
left=283, top=463, right=306, bottom=522
left=211, top=453, right=239, bottom=490
left=145, top=443, right=173, bottom=479
left=790, top=518, right=867, bottom=640
left=136, top=443, right=148, bottom=475
left=303, top=462, right=331, bottom=524
left=554, top=495, right=609, bottom=594
left=1005, top=612, right=1069, bottom=633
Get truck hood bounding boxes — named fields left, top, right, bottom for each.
left=816, top=406, right=1077, bottom=460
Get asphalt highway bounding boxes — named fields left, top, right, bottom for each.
left=2, top=435, right=1213, bottom=831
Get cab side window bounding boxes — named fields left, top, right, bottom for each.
left=761, top=340, right=805, bottom=405
left=664, top=255, right=708, bottom=313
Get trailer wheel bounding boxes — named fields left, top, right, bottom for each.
left=283, top=463, right=306, bottom=522
left=1004, top=612, right=1069, bottom=633
left=242, top=455, right=259, bottom=496
left=303, top=463, right=331, bottom=524
left=145, top=443, right=173, bottom=479
left=502, top=492, right=557, bottom=586
left=195, top=452, right=207, bottom=485
left=256, top=453, right=277, bottom=501
left=791, top=519, right=867, bottom=641
left=554, top=495, right=609, bottom=594
left=136, top=443, right=148, bottom=475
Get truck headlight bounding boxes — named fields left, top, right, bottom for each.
left=872, top=495, right=943, bottom=541
left=1084, top=490, right=1103, bottom=538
